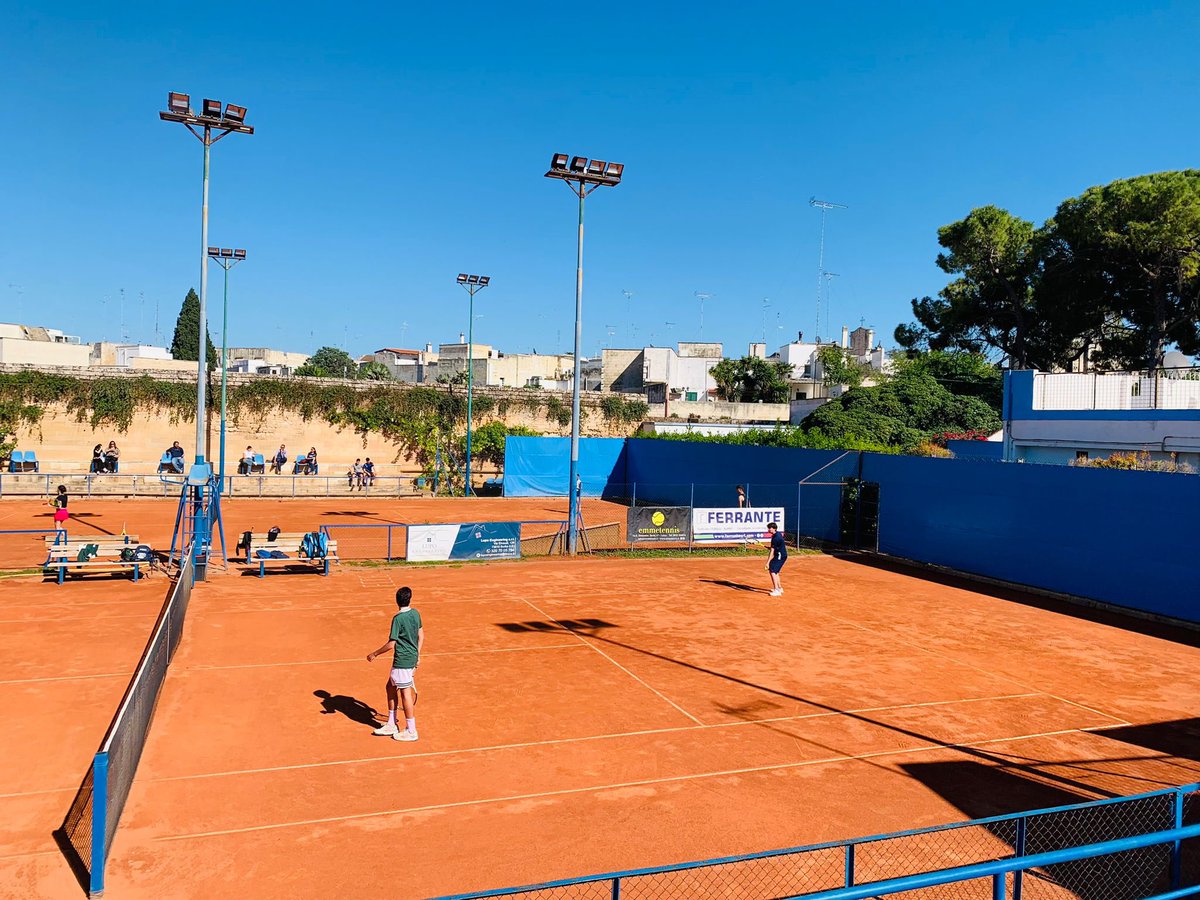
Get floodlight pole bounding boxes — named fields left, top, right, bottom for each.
left=209, top=250, right=246, bottom=493
left=458, top=277, right=489, bottom=496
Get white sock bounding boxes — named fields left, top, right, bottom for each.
left=406, top=718, right=416, bottom=734
left=387, top=710, right=396, bottom=726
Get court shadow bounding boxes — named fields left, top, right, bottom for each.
left=320, top=511, right=383, bottom=517
left=896, top=760, right=1179, bottom=896
left=313, top=690, right=380, bottom=728
left=496, top=618, right=617, bottom=634
left=1090, top=717, right=1200, bottom=763
left=701, top=578, right=767, bottom=593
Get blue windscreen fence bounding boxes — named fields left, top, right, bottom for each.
left=503, top=436, right=1200, bottom=626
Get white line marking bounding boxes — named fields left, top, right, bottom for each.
left=154, top=724, right=1123, bottom=842
left=180, top=644, right=584, bottom=673
left=0, top=670, right=132, bottom=686
left=517, top=595, right=704, bottom=725
left=147, top=692, right=1045, bottom=783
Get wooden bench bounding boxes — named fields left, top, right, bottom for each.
left=43, top=537, right=150, bottom=584
left=236, top=531, right=338, bottom=578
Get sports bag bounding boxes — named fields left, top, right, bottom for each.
left=77, top=543, right=99, bottom=562
left=133, top=545, right=153, bottom=563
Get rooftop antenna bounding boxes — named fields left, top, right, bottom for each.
left=761, top=297, right=770, bottom=343
left=604, top=323, right=617, bottom=349
left=809, top=196, right=847, bottom=343
left=694, top=292, right=712, bottom=339
left=622, top=289, right=635, bottom=344
left=139, top=291, right=145, bottom=344
left=401, top=321, right=409, bottom=345
left=154, top=297, right=162, bottom=345
left=822, top=272, right=840, bottom=343
left=120, top=288, right=128, bottom=342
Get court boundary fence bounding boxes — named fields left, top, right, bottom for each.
left=320, top=519, right=627, bottom=561
left=431, top=783, right=1200, bottom=899
left=58, top=542, right=197, bottom=897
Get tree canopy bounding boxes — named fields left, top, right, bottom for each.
left=294, top=346, right=359, bottom=379
left=358, top=360, right=394, bottom=381
left=896, top=171, right=1200, bottom=371
left=170, top=288, right=217, bottom=371
left=816, top=346, right=872, bottom=389
left=710, top=356, right=793, bottom=403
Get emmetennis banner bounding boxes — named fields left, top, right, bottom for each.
left=407, top=522, right=521, bottom=561
left=691, top=507, right=784, bottom=543
left=627, top=506, right=691, bottom=543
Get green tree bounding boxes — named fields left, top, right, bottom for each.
left=0, top=400, right=42, bottom=461
left=890, top=350, right=1003, bottom=411
left=358, top=360, right=394, bottom=381
left=816, top=346, right=872, bottom=389
left=800, top=369, right=1000, bottom=451
left=1045, top=170, right=1200, bottom=370
left=710, top=356, right=793, bottom=403
left=461, top=422, right=542, bottom=468
left=294, top=346, right=358, bottom=379
left=170, top=288, right=217, bottom=371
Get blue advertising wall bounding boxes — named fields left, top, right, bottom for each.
left=947, top=440, right=1004, bottom=461
left=503, top=436, right=627, bottom=498
left=860, top=454, right=1199, bottom=622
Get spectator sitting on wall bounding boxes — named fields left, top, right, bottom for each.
left=102, top=441, right=121, bottom=473
left=166, top=441, right=185, bottom=473
left=362, top=457, right=376, bottom=485
left=270, top=444, right=288, bottom=475
left=305, top=447, right=319, bottom=475
left=90, top=444, right=103, bottom=473
left=239, top=445, right=255, bottom=475
left=348, top=459, right=365, bottom=489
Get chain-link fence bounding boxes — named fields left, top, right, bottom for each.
left=58, top=548, right=196, bottom=897
left=432, top=784, right=1200, bottom=900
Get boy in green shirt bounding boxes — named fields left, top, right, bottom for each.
left=366, top=586, right=425, bottom=741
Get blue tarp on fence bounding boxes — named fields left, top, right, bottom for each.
left=861, top=453, right=1199, bottom=622
left=502, top=436, right=627, bottom=497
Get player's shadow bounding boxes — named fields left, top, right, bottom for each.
left=496, top=618, right=617, bottom=633
left=701, top=578, right=766, bottom=593
left=313, top=690, right=380, bottom=728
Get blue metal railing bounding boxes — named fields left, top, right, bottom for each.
left=431, top=782, right=1200, bottom=899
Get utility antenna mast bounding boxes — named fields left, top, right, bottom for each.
left=694, top=292, right=713, bottom=339
left=809, top=197, right=847, bottom=343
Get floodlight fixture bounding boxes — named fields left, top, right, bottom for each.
left=586, top=159, right=606, bottom=177
left=202, top=98, right=222, bottom=119
left=569, top=156, right=587, bottom=173
left=168, top=92, right=191, bottom=114
left=550, top=153, right=568, bottom=171
left=605, top=162, right=624, bottom=181
left=478, top=276, right=490, bottom=286
left=233, top=249, right=246, bottom=259
left=456, top=272, right=492, bottom=496
left=219, top=248, right=233, bottom=258
left=467, top=274, right=480, bottom=284
left=457, top=273, right=468, bottom=284
left=223, top=104, right=247, bottom=124
left=207, top=246, right=221, bottom=258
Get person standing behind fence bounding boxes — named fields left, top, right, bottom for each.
left=736, top=485, right=747, bottom=508
left=366, top=586, right=424, bottom=742
left=765, top=521, right=787, bottom=597
left=49, top=484, right=69, bottom=535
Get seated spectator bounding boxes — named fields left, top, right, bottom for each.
left=362, top=457, right=376, bottom=486
left=165, top=441, right=185, bottom=473
left=103, top=440, right=121, bottom=473
left=238, top=445, right=255, bottom=475
left=90, top=443, right=103, bottom=473
left=348, top=458, right=365, bottom=489
left=306, top=446, right=319, bottom=475
left=270, top=444, right=288, bottom=475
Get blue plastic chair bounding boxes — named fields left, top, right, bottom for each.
left=158, top=452, right=173, bottom=473
left=9, top=451, right=23, bottom=472
left=293, top=455, right=308, bottom=475
left=252, top=453, right=265, bottom=474
left=25, top=451, right=38, bottom=473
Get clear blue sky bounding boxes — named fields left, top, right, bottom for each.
left=3, top=1, right=1198, bottom=360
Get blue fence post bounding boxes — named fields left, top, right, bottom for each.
left=90, top=751, right=109, bottom=896
left=611, top=876, right=620, bottom=899
left=796, top=481, right=802, bottom=548
left=1013, top=816, right=1026, bottom=900
left=992, top=872, right=1005, bottom=900
left=387, top=526, right=393, bottom=561
left=844, top=843, right=854, bottom=886
left=1172, top=788, right=1184, bottom=889
left=631, top=481, right=636, bottom=507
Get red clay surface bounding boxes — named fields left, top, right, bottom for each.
left=1, top=498, right=1199, bottom=899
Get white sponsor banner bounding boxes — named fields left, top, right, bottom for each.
left=691, top=507, right=785, bottom=543
left=406, top=524, right=460, bottom=561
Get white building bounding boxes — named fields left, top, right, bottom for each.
left=0, top=322, right=90, bottom=367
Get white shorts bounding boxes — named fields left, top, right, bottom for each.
left=389, top=667, right=416, bottom=690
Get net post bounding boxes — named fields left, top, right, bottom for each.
left=387, top=526, right=393, bottom=561
left=611, top=876, right=621, bottom=899
left=89, top=751, right=108, bottom=897
left=1171, top=788, right=1184, bottom=889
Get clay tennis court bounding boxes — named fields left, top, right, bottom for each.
left=2, top=498, right=1199, bottom=899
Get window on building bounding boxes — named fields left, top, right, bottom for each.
left=1075, top=451, right=1089, bottom=463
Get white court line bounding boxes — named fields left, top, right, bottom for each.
left=0, top=612, right=159, bottom=625
left=0, top=670, right=132, bottom=686
left=180, top=643, right=584, bottom=673
left=155, top=723, right=1123, bottom=842
left=147, top=691, right=1043, bottom=784
left=518, top=595, right=704, bottom=725
left=818, top=609, right=1134, bottom=728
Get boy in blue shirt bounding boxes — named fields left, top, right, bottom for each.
left=765, top=522, right=787, bottom=597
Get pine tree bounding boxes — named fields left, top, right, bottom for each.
left=170, top=288, right=217, bottom=370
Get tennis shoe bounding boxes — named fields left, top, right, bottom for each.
left=393, top=729, right=419, bottom=742
left=373, top=723, right=399, bottom=736
left=769, top=589, right=782, bottom=597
